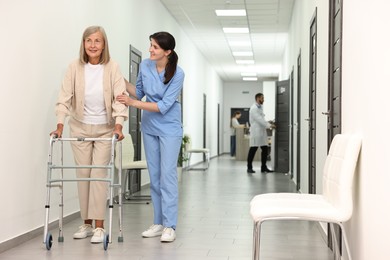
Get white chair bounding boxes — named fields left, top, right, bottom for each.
left=185, top=139, right=210, bottom=170
left=250, top=134, right=362, bottom=260
left=115, top=133, right=149, bottom=202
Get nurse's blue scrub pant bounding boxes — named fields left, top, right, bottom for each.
left=143, top=133, right=182, bottom=229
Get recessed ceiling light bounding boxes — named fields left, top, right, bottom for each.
left=215, top=9, right=246, bottom=16
left=232, top=51, right=253, bottom=57
left=243, top=77, right=258, bottom=81
left=223, top=27, right=249, bottom=33
left=236, top=60, right=255, bottom=64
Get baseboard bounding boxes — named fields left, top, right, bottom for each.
left=0, top=211, right=79, bottom=254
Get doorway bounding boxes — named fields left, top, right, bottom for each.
left=290, top=68, right=294, bottom=179
left=128, top=45, right=142, bottom=193
left=296, top=50, right=302, bottom=191
left=275, top=79, right=290, bottom=173
left=327, top=0, right=343, bottom=255
left=308, top=8, right=318, bottom=194
left=231, top=107, right=250, bottom=125
left=203, top=94, right=207, bottom=161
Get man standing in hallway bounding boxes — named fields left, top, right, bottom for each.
left=247, top=93, right=275, bottom=173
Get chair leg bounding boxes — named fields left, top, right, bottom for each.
left=187, top=152, right=192, bottom=169
left=186, top=152, right=209, bottom=170
left=206, top=152, right=210, bottom=169
left=339, top=223, right=352, bottom=260
left=330, top=223, right=341, bottom=259
left=252, top=221, right=262, bottom=260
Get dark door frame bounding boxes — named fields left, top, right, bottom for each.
left=290, top=68, right=294, bottom=179
left=217, top=103, right=220, bottom=155
left=327, top=0, right=343, bottom=255
left=275, top=79, right=290, bottom=173
left=128, top=45, right=142, bottom=192
left=296, top=50, right=302, bottom=191
left=203, top=94, right=207, bottom=161
left=308, top=8, right=318, bottom=195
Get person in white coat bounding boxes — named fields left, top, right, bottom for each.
left=247, top=93, right=275, bottom=173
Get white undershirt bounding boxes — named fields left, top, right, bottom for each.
left=83, top=63, right=107, bottom=124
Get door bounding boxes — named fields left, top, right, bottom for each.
left=203, top=94, right=207, bottom=161
left=275, top=79, right=290, bottom=173
left=308, top=9, right=318, bottom=194
left=231, top=107, right=250, bottom=125
left=327, top=0, right=343, bottom=255
left=218, top=104, right=220, bottom=155
left=128, top=45, right=142, bottom=192
left=328, top=0, right=342, bottom=141
left=290, top=69, right=294, bottom=179
left=296, top=51, right=302, bottom=191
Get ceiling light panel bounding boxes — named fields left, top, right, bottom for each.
left=215, top=9, right=246, bottom=16
left=243, top=77, right=258, bottom=81
left=159, top=0, right=293, bottom=81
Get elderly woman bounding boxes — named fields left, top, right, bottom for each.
left=50, top=26, right=127, bottom=243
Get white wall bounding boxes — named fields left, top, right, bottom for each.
left=263, top=81, right=276, bottom=121
left=222, top=81, right=278, bottom=157
left=0, top=0, right=222, bottom=244
left=182, top=50, right=223, bottom=163
left=342, top=1, right=390, bottom=259
left=2, top=1, right=389, bottom=258
left=222, top=81, right=262, bottom=153
left=282, top=0, right=390, bottom=259
left=281, top=0, right=329, bottom=193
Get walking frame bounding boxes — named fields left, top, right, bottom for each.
left=43, top=134, right=124, bottom=251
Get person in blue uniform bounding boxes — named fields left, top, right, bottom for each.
left=116, top=31, right=184, bottom=243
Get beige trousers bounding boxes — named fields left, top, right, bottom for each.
left=69, top=118, right=113, bottom=220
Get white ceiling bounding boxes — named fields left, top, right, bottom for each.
left=160, top=0, right=295, bottom=82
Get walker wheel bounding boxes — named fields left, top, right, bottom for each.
left=103, top=234, right=109, bottom=250
left=45, top=233, right=53, bottom=250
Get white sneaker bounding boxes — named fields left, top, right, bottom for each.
left=142, top=224, right=164, bottom=238
left=90, top=227, right=105, bottom=243
left=73, top=224, right=93, bottom=239
left=160, top=227, right=176, bottom=242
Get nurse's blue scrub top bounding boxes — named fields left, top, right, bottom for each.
left=135, top=59, right=185, bottom=137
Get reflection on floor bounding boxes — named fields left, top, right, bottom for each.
left=0, top=155, right=333, bottom=260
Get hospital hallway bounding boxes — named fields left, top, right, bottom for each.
left=0, top=155, right=334, bottom=260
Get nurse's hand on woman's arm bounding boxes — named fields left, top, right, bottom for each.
left=117, top=94, right=137, bottom=107
left=124, top=79, right=137, bottom=98
left=116, top=94, right=160, bottom=113
left=116, top=94, right=140, bottom=108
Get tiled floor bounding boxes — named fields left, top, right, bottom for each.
left=0, top=155, right=334, bottom=259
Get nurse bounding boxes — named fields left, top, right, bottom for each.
left=116, top=31, right=184, bottom=242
